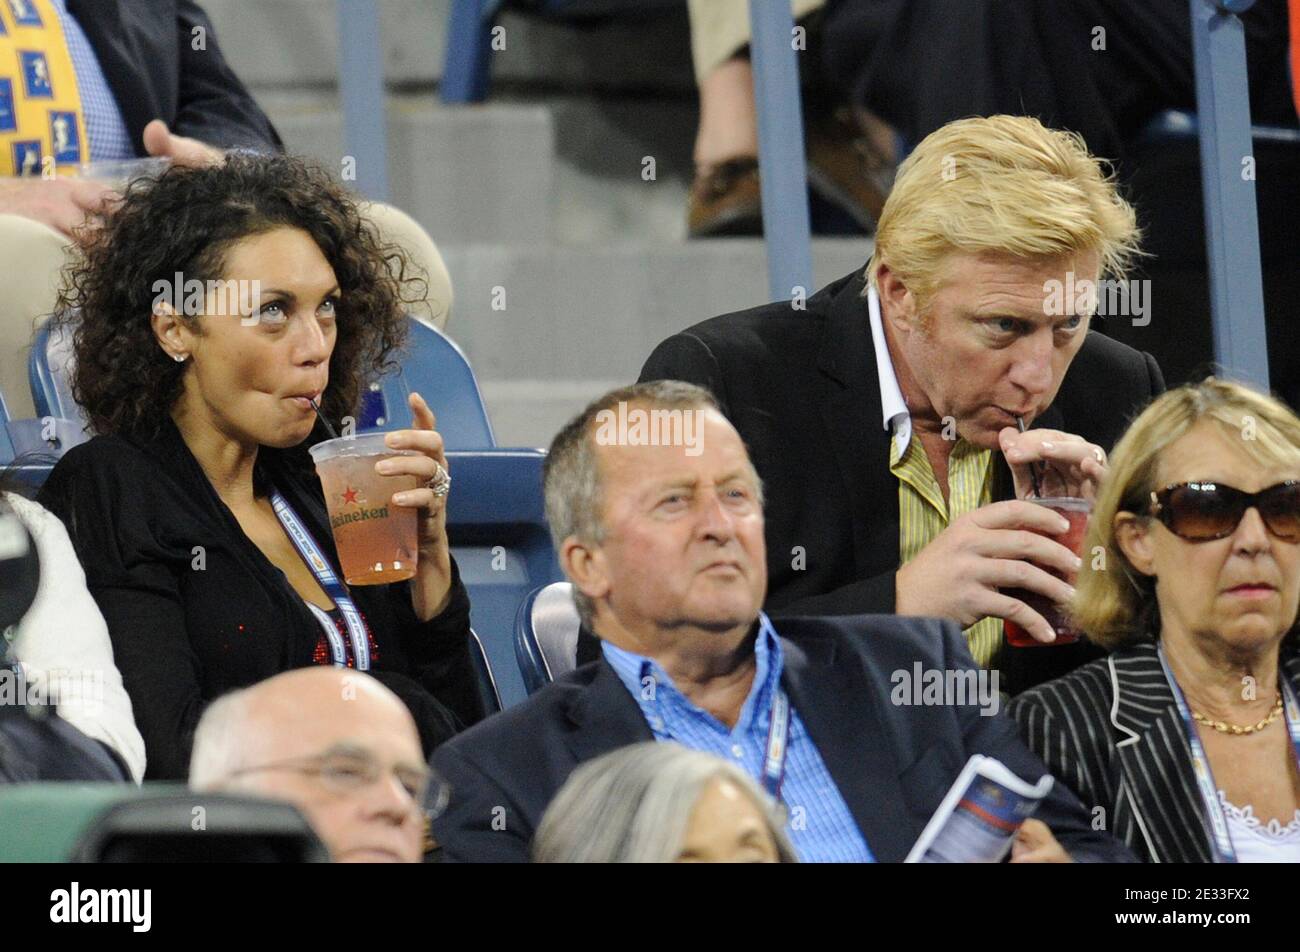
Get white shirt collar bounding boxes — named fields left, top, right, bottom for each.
left=866, top=285, right=913, bottom=453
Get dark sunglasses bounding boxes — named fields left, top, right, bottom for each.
left=1148, top=480, right=1300, bottom=542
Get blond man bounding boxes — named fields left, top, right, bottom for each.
left=640, top=114, right=1165, bottom=695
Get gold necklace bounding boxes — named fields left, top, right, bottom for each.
left=1191, top=693, right=1284, bottom=736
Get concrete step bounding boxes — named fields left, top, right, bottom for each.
left=257, top=92, right=695, bottom=245
left=259, top=92, right=557, bottom=244
left=438, top=238, right=873, bottom=445
left=204, top=0, right=694, bottom=93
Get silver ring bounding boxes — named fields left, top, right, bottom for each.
left=427, top=462, right=451, bottom=498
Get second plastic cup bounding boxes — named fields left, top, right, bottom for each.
left=309, top=434, right=420, bottom=586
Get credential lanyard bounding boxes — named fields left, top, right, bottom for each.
left=271, top=489, right=370, bottom=671
left=762, top=688, right=791, bottom=801
left=1157, top=644, right=1300, bottom=863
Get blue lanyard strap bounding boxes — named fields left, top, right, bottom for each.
left=762, top=688, right=791, bottom=800
left=1157, top=644, right=1300, bottom=863
left=270, top=489, right=371, bottom=671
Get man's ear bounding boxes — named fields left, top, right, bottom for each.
left=560, top=536, right=610, bottom=606
left=1113, top=511, right=1156, bottom=578
left=875, top=262, right=916, bottom=334
left=150, top=301, right=189, bottom=361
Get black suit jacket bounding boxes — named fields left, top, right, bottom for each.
left=66, top=0, right=282, bottom=154
left=430, top=614, right=1136, bottom=863
left=37, top=418, right=484, bottom=779
left=639, top=268, right=1165, bottom=693
left=1009, top=641, right=1300, bottom=863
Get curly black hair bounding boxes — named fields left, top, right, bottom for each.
left=51, top=152, right=425, bottom=444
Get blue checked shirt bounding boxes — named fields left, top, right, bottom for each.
left=50, top=0, right=134, bottom=160
left=602, top=614, right=874, bottom=863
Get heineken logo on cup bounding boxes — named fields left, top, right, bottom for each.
left=309, top=435, right=419, bottom=585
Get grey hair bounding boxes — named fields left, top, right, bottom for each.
left=543, top=380, right=727, bottom=631
left=188, top=687, right=257, bottom=790
left=532, top=742, right=798, bottom=863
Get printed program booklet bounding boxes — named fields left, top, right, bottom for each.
left=904, top=754, right=1054, bottom=863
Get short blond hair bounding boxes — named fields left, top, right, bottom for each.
left=867, top=115, right=1142, bottom=312
left=1075, top=379, right=1300, bottom=650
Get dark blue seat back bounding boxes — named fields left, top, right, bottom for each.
left=444, top=450, right=562, bottom=707
left=513, top=581, right=579, bottom=695
left=468, top=629, right=503, bottom=714
left=357, top=321, right=495, bottom=449
left=27, top=319, right=88, bottom=429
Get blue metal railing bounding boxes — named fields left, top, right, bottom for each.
left=748, top=0, right=814, bottom=304
left=1190, top=0, right=1269, bottom=388
left=335, top=0, right=391, bottom=202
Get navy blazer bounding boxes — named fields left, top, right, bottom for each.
left=639, top=268, right=1165, bottom=694
left=431, top=614, right=1136, bottom=862
left=65, top=0, right=282, bottom=154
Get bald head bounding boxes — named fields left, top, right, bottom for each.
left=190, top=667, right=427, bottom=863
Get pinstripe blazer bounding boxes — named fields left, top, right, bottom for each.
left=1007, top=641, right=1300, bottom=863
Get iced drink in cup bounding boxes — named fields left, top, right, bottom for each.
left=1003, top=497, right=1092, bottom=647
left=309, top=434, right=420, bottom=586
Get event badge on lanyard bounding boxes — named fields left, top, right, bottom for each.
left=762, top=688, right=791, bottom=801
left=1157, top=644, right=1300, bottom=863
left=271, top=489, right=371, bottom=671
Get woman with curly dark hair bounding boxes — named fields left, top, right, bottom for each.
left=36, top=153, right=485, bottom=780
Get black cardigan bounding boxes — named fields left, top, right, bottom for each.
left=37, top=419, right=485, bottom=780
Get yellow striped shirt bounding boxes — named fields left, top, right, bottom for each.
left=890, top=432, right=1001, bottom=668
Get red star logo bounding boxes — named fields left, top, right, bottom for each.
left=342, top=487, right=358, bottom=505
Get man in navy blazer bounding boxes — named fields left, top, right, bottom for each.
left=430, top=381, right=1134, bottom=863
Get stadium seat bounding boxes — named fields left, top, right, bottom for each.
left=27, top=318, right=89, bottom=430
left=72, top=792, right=329, bottom=862
left=1, top=371, right=82, bottom=486
left=0, top=387, right=12, bottom=463
left=445, top=450, right=563, bottom=707
left=353, top=320, right=496, bottom=449
left=469, top=629, right=503, bottom=713
left=1135, top=109, right=1300, bottom=149
left=514, top=580, right=580, bottom=694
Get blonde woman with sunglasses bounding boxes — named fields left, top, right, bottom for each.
left=1007, top=378, right=1300, bottom=863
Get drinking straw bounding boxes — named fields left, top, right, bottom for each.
left=309, top=398, right=340, bottom=440
left=1016, top=416, right=1043, bottom=498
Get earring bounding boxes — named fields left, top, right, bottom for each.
left=173, top=353, right=187, bottom=363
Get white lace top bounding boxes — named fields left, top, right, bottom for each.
left=1219, top=790, right=1300, bottom=863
